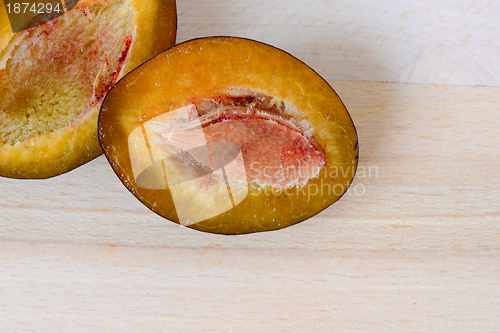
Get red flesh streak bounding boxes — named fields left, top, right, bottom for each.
left=72, top=34, right=133, bottom=127
left=0, top=69, right=5, bottom=89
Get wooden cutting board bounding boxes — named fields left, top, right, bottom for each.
left=1, top=80, right=499, bottom=332
left=1, top=0, right=499, bottom=331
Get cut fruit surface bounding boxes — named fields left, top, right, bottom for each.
left=99, top=37, right=358, bottom=234
left=0, top=0, right=177, bottom=179
left=198, top=105, right=326, bottom=188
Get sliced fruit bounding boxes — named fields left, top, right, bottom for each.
left=0, top=0, right=177, bottom=178
left=99, top=37, right=358, bottom=234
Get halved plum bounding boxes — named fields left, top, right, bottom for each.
left=0, top=0, right=177, bottom=178
left=99, top=37, right=358, bottom=234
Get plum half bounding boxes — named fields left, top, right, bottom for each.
left=0, top=0, right=177, bottom=178
left=99, top=37, right=358, bottom=234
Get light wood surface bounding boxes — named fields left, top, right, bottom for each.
left=1, top=80, right=499, bottom=332
left=2, top=0, right=500, bottom=331
left=177, top=0, right=500, bottom=87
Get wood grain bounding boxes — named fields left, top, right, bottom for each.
left=1, top=81, right=499, bottom=332
left=177, top=0, right=500, bottom=87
